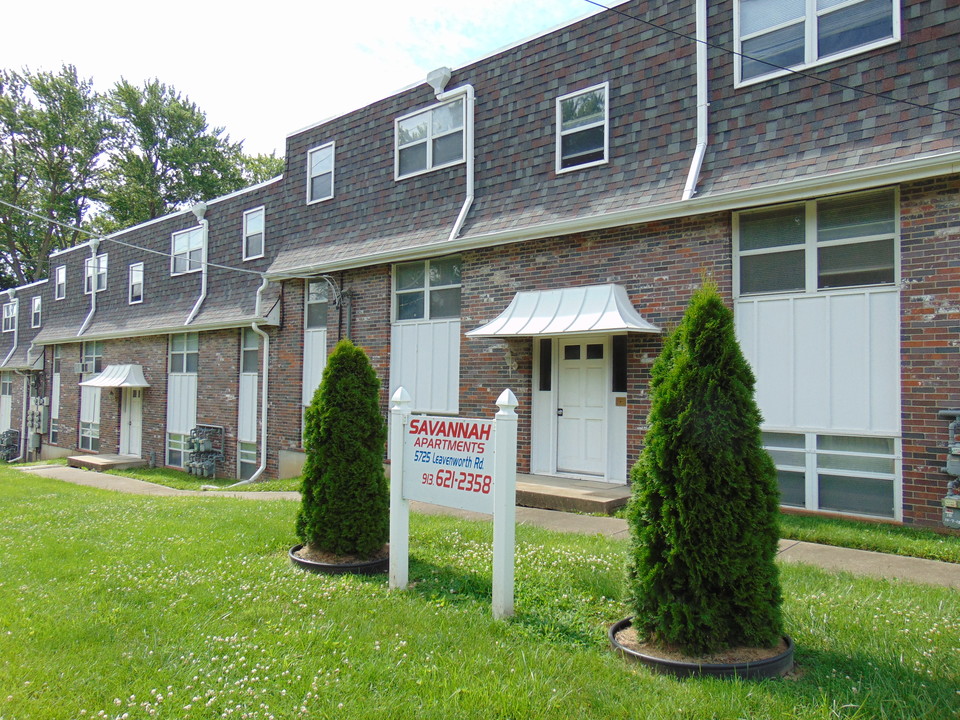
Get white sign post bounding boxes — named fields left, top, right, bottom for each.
left=389, top=386, right=518, bottom=620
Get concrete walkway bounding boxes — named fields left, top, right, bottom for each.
left=16, top=464, right=960, bottom=590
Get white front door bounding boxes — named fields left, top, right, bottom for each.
left=556, top=338, right=607, bottom=476
left=120, top=388, right=143, bottom=456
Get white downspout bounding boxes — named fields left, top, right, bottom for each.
left=76, top=238, right=101, bottom=337
left=681, top=0, right=709, bottom=201
left=217, top=276, right=270, bottom=488
left=185, top=203, right=209, bottom=325
left=430, top=73, right=475, bottom=241
left=2, top=290, right=17, bottom=367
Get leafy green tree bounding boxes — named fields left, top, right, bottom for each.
left=101, top=79, right=246, bottom=229
left=241, top=152, right=284, bottom=185
left=296, top=339, right=389, bottom=559
left=0, top=65, right=111, bottom=287
left=626, top=283, right=784, bottom=655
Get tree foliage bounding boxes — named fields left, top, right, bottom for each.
left=626, top=283, right=784, bottom=655
left=296, top=340, right=389, bottom=559
left=0, top=65, right=111, bottom=287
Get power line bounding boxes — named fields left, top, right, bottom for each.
left=0, top=198, right=264, bottom=278
left=584, top=0, right=960, bottom=121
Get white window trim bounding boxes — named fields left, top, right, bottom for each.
left=30, top=296, right=41, bottom=328
left=83, top=254, right=108, bottom=295
left=54, top=265, right=66, bottom=300
left=305, top=279, right=330, bottom=330
left=733, top=187, right=900, bottom=298
left=169, top=332, right=199, bottom=375
left=128, top=262, right=144, bottom=305
left=555, top=81, right=610, bottom=175
left=394, top=99, right=466, bottom=181
left=734, top=0, right=901, bottom=87
left=171, top=227, right=204, bottom=276
left=2, top=300, right=17, bottom=333
left=242, top=206, right=266, bottom=260
left=392, top=256, right=462, bottom=324
left=306, top=142, right=335, bottom=205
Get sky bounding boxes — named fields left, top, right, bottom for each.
left=3, top=0, right=607, bottom=157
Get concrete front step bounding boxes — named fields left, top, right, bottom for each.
left=67, top=454, right=149, bottom=472
left=515, top=473, right=630, bottom=515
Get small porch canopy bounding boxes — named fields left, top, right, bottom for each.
left=466, top=284, right=661, bottom=337
left=79, top=364, right=151, bottom=388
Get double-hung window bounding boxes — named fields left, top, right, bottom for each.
left=305, top=281, right=328, bottom=330
left=394, top=256, right=461, bottom=321
left=243, top=207, right=265, bottom=259
left=737, top=0, right=898, bottom=83
left=169, top=333, right=199, bottom=373
left=129, top=263, right=144, bottom=304
left=241, top=328, right=259, bottom=373
left=171, top=227, right=203, bottom=275
left=307, top=143, right=334, bottom=203
left=1, top=301, right=16, bottom=333
left=54, top=266, right=66, bottom=300
left=84, top=254, right=108, bottom=294
left=556, top=83, right=609, bottom=173
left=31, top=297, right=41, bottom=328
left=735, top=188, right=896, bottom=295
left=82, top=341, right=103, bottom=374
left=395, top=99, right=465, bottom=179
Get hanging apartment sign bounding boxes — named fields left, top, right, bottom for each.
left=388, top=386, right=518, bottom=619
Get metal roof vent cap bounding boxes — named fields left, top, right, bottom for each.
left=191, top=201, right=208, bottom=222
left=426, top=67, right=452, bottom=97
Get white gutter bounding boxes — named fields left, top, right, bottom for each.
left=185, top=204, right=209, bottom=325
left=76, top=238, right=101, bottom=336
left=266, top=149, right=960, bottom=279
left=681, top=0, right=709, bottom=201
left=1, top=290, right=17, bottom=367
left=217, top=277, right=271, bottom=488
left=433, top=80, right=476, bottom=241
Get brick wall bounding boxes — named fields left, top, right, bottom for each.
left=900, top=175, right=960, bottom=526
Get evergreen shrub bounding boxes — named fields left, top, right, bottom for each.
left=626, top=283, right=784, bottom=654
left=295, top=339, right=389, bottom=559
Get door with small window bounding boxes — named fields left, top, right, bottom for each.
left=120, top=388, right=143, bottom=456
left=556, top=338, right=607, bottom=476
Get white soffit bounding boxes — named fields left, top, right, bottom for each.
left=466, top=284, right=660, bottom=338
left=79, top=364, right=151, bottom=388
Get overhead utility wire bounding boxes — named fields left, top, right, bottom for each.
left=583, top=0, right=960, bottom=121
left=0, top=198, right=264, bottom=278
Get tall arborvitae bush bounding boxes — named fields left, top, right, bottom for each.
left=626, top=284, right=784, bottom=654
left=296, top=339, right=389, bottom=559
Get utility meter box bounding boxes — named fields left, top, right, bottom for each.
left=944, top=491, right=960, bottom=530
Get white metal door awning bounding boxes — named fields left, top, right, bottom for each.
left=79, top=364, right=151, bottom=388
left=466, top=284, right=661, bottom=337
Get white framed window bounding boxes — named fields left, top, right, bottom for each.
left=54, top=265, right=66, bottom=300
left=242, top=207, right=265, bottom=259
left=0, top=373, right=11, bottom=396
left=52, top=344, right=62, bottom=375
left=79, top=421, right=100, bottom=452
left=305, top=280, right=329, bottom=330
left=736, top=0, right=899, bottom=84
left=167, top=432, right=189, bottom=467
left=169, top=333, right=199, bottom=374
left=395, top=99, right=465, bottom=179
left=2, top=300, right=17, bottom=333
left=556, top=82, right=609, bottom=173
left=82, top=341, right=103, bottom=374
left=238, top=441, right=258, bottom=480
left=394, top=256, right=461, bottom=322
left=83, top=254, right=108, bottom=294
left=306, top=142, right=335, bottom=203
left=171, top=227, right=203, bottom=275
left=765, top=431, right=899, bottom=519
left=734, top=188, right=897, bottom=296
left=241, top=328, right=259, bottom=373
left=128, top=263, right=144, bottom=304
left=30, top=296, right=41, bottom=328
left=49, top=418, right=59, bottom=444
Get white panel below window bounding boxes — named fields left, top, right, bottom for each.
left=238, top=373, right=258, bottom=443
left=166, top=374, right=198, bottom=434
left=302, top=329, right=327, bottom=406
left=390, top=319, right=460, bottom=414
left=51, top=374, right=61, bottom=419
left=79, top=385, right=101, bottom=424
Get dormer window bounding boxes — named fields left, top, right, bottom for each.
left=84, top=254, right=108, bottom=294
left=2, top=300, right=16, bottom=333
left=172, top=227, right=203, bottom=275
left=54, top=266, right=66, bottom=300
left=243, top=207, right=265, bottom=259
left=556, top=83, right=609, bottom=173
left=31, top=297, right=41, bottom=328
left=395, top=98, right=465, bottom=179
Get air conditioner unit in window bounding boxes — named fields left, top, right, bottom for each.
left=74, top=361, right=97, bottom=374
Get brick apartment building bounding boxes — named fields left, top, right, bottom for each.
left=1, top=0, right=958, bottom=528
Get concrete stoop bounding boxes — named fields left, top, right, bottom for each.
left=67, top=454, right=149, bottom=472
left=515, top=473, right=630, bottom=515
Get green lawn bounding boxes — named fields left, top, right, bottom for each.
left=1, top=469, right=957, bottom=719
